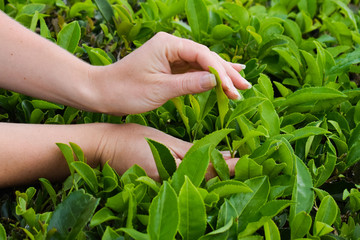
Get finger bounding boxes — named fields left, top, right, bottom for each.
left=161, top=71, right=217, bottom=98
left=230, top=62, right=246, bottom=71
left=163, top=35, right=231, bottom=91
left=225, top=158, right=238, bottom=177
left=224, top=63, right=252, bottom=90
left=213, top=53, right=252, bottom=91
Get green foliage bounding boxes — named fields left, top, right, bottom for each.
left=1, top=0, right=360, bottom=239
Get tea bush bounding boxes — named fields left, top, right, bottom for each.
left=1, top=0, right=360, bottom=239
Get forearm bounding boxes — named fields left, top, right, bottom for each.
left=0, top=11, right=98, bottom=112
left=0, top=122, right=106, bottom=188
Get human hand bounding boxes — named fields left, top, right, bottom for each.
left=90, top=32, right=251, bottom=116
left=98, top=123, right=237, bottom=180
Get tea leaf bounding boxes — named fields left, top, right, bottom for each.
left=234, top=155, right=263, bottom=181
left=0, top=223, right=5, bottom=240
left=264, top=220, right=280, bottom=240
left=171, top=144, right=212, bottom=193
left=185, top=0, right=208, bottom=42
left=290, top=211, right=312, bottom=239
left=71, top=162, right=98, bottom=193
left=94, top=0, right=114, bottom=24
left=209, top=66, right=229, bottom=128
left=39, top=178, right=57, bottom=207
left=47, top=190, right=99, bottom=239
left=290, top=157, right=314, bottom=222
left=179, top=176, right=206, bottom=240
left=57, top=21, right=81, bottom=53
left=119, top=228, right=149, bottom=240
left=148, top=181, right=178, bottom=240
left=199, top=218, right=233, bottom=240
left=315, top=195, right=338, bottom=227
left=89, top=207, right=119, bottom=228
left=146, top=138, right=176, bottom=181
left=226, top=97, right=266, bottom=127
left=210, top=149, right=230, bottom=181
left=208, top=180, right=252, bottom=198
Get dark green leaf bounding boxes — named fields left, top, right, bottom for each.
left=94, top=0, right=114, bottom=23
left=146, top=138, right=176, bottom=181
left=47, top=190, right=99, bottom=240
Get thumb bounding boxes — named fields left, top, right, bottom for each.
left=164, top=72, right=217, bottom=98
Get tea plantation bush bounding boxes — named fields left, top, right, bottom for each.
left=1, top=0, right=360, bottom=239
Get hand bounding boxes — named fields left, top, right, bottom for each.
left=90, top=32, right=251, bottom=116
left=98, top=123, right=238, bottom=180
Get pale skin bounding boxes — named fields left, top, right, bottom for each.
left=0, top=11, right=251, bottom=188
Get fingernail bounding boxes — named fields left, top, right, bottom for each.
left=242, top=76, right=252, bottom=89
left=232, top=87, right=243, bottom=100
left=223, top=76, right=232, bottom=91
left=201, top=74, right=217, bottom=90
left=240, top=64, right=246, bottom=69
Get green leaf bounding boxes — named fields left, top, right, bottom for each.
left=289, top=126, right=330, bottom=142
left=30, top=108, right=44, bottom=123
left=211, top=24, right=233, bottom=40
left=146, top=138, right=176, bottom=181
left=313, top=221, right=334, bottom=236
left=226, top=97, right=266, bottom=127
left=136, top=176, right=160, bottom=193
left=209, top=66, right=229, bottom=128
left=102, top=226, right=122, bottom=240
left=290, top=157, right=314, bottom=222
left=30, top=100, right=63, bottom=110
left=148, top=181, right=178, bottom=240
left=56, top=143, right=75, bottom=176
left=57, top=21, right=81, bottom=54
left=208, top=180, right=252, bottom=198
left=329, top=48, right=360, bottom=75
left=280, top=87, right=348, bottom=109
left=94, top=0, right=114, bottom=24
left=171, top=144, right=212, bottom=193
left=347, top=141, right=360, bottom=168
left=234, top=155, right=263, bottom=181
left=47, top=190, right=99, bottom=240
left=315, top=195, right=338, bottom=226
left=301, top=50, right=322, bottom=86
left=0, top=223, right=6, bottom=240
left=83, top=44, right=112, bottom=66
left=0, top=0, right=4, bottom=11
left=178, top=176, right=206, bottom=240
left=258, top=99, right=280, bottom=137
left=264, top=220, right=280, bottom=240
left=185, top=0, right=208, bottom=42
left=199, top=218, right=233, bottom=240
left=71, top=162, right=98, bottom=193
left=210, top=149, right=230, bottom=181
left=119, top=228, right=149, bottom=240
left=290, top=211, right=312, bottom=239
left=39, top=178, right=57, bottom=207
left=230, top=176, right=270, bottom=231
left=105, top=190, right=129, bottom=213
left=330, top=0, right=357, bottom=31
left=186, top=129, right=233, bottom=157
left=69, top=142, right=85, bottom=163
left=90, top=207, right=119, bottom=228
left=258, top=74, right=274, bottom=101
